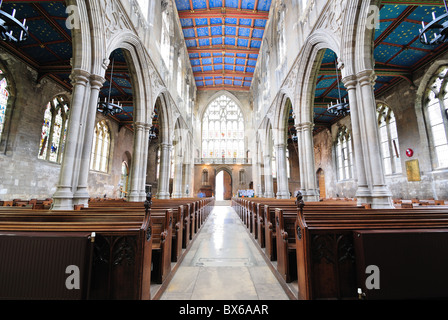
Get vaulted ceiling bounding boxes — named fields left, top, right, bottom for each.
left=310, top=2, right=448, bottom=134
left=174, top=0, right=272, bottom=92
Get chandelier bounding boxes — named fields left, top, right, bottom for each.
left=0, top=0, right=29, bottom=43
left=97, top=54, right=123, bottom=116
left=148, top=125, right=157, bottom=141
left=419, top=1, right=448, bottom=45
left=327, top=59, right=350, bottom=117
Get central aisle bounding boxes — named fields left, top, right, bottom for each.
left=160, top=205, right=290, bottom=300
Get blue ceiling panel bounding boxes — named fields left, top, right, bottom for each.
left=239, top=28, right=251, bottom=37
left=196, top=27, right=209, bottom=37
left=225, top=38, right=236, bottom=46
left=374, top=44, right=403, bottom=64
left=389, top=49, right=428, bottom=67
left=212, top=38, right=223, bottom=45
left=175, top=0, right=271, bottom=90
left=192, top=0, right=207, bottom=10
left=180, top=18, right=194, bottom=27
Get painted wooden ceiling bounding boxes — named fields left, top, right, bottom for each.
left=174, top=0, right=272, bottom=92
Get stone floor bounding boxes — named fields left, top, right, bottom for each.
left=159, top=205, right=291, bottom=300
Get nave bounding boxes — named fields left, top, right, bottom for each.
left=160, top=203, right=291, bottom=300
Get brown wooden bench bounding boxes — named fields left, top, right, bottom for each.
left=295, top=208, right=448, bottom=300
left=0, top=208, right=152, bottom=300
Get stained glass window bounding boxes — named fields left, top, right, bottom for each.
left=90, top=120, right=111, bottom=173
left=38, top=96, right=69, bottom=163
left=336, top=126, right=354, bottom=181
left=425, top=67, right=448, bottom=169
left=201, top=95, right=245, bottom=160
left=0, top=71, right=9, bottom=142
left=377, top=103, right=402, bottom=175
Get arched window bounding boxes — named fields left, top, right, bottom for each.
left=38, top=96, right=69, bottom=163
left=335, top=126, right=354, bottom=181
left=160, top=6, right=171, bottom=70
left=239, top=169, right=246, bottom=185
left=90, top=120, right=111, bottom=173
left=202, top=169, right=209, bottom=186
left=377, top=103, right=402, bottom=175
left=0, top=70, right=9, bottom=141
left=120, top=161, right=129, bottom=198
left=156, top=148, right=161, bottom=179
left=201, top=95, right=245, bottom=160
left=424, top=67, right=448, bottom=169
left=271, top=145, right=277, bottom=178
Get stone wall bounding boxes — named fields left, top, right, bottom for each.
left=193, top=164, right=253, bottom=198
left=0, top=50, right=134, bottom=201
left=310, top=54, right=448, bottom=201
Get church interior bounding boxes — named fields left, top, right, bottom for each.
left=1, top=0, right=448, bottom=303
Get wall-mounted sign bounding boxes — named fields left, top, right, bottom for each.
left=406, top=159, right=421, bottom=182
left=406, top=148, right=414, bottom=158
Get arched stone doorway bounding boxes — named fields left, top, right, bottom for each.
left=316, top=168, right=326, bottom=200
left=215, top=168, right=232, bottom=201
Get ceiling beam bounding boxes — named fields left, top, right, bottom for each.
left=194, top=71, right=254, bottom=78
left=178, top=7, right=269, bottom=20
left=187, top=46, right=259, bottom=55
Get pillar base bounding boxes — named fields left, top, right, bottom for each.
left=156, top=192, right=170, bottom=200
left=276, top=191, right=290, bottom=199
left=264, top=192, right=275, bottom=198
left=355, top=185, right=394, bottom=209
left=128, top=191, right=142, bottom=202
left=52, top=187, right=74, bottom=210
left=73, top=187, right=90, bottom=208
left=303, top=189, right=319, bottom=202
left=172, top=192, right=183, bottom=199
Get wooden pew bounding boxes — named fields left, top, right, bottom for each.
left=275, top=208, right=298, bottom=283
left=0, top=208, right=152, bottom=300
left=150, top=209, right=173, bottom=284
left=295, top=208, right=448, bottom=300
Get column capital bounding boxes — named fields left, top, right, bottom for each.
left=70, top=68, right=90, bottom=86
left=274, top=143, right=286, bottom=149
left=90, top=74, right=106, bottom=89
left=134, top=122, right=146, bottom=130
left=296, top=122, right=314, bottom=131
left=342, top=74, right=357, bottom=90
left=357, top=69, right=376, bottom=88
left=160, top=142, right=173, bottom=150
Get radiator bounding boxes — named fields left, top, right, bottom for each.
left=0, top=232, right=94, bottom=300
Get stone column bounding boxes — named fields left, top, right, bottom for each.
left=156, top=142, right=172, bottom=199
left=139, top=124, right=151, bottom=199
left=128, top=122, right=145, bottom=202
left=172, top=151, right=184, bottom=198
left=263, top=154, right=275, bottom=198
left=343, top=75, right=370, bottom=203
left=73, top=74, right=105, bottom=207
left=300, top=122, right=319, bottom=201
left=182, top=162, right=191, bottom=197
left=357, top=70, right=393, bottom=208
left=275, top=143, right=290, bottom=199
left=256, top=142, right=264, bottom=196
left=52, top=69, right=90, bottom=210
left=295, top=124, right=305, bottom=194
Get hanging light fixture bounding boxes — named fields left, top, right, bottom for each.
left=97, top=54, right=123, bottom=116
left=327, top=59, right=350, bottom=117
left=0, top=0, right=29, bottom=43
left=148, top=125, right=157, bottom=141
left=419, top=1, right=448, bottom=45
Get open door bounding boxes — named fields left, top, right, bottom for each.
left=223, top=170, right=232, bottom=200
left=317, top=169, right=326, bottom=199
